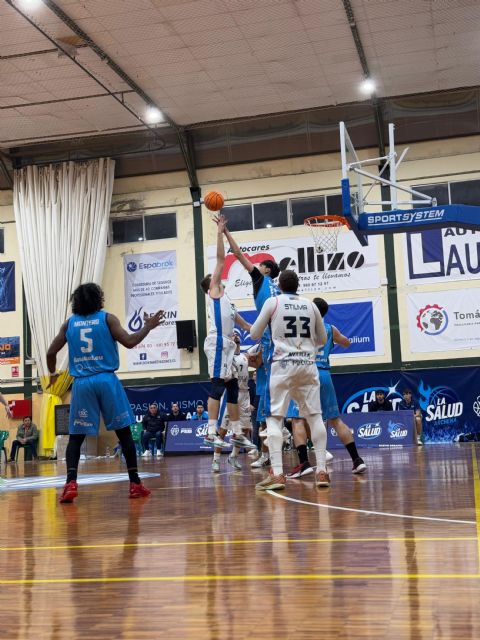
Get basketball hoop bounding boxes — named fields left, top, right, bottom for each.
left=304, top=215, right=349, bottom=254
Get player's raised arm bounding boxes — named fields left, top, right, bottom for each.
left=209, top=215, right=227, bottom=297
left=332, top=325, right=351, bottom=348
left=222, top=224, right=255, bottom=274
left=312, top=303, right=327, bottom=347
left=107, top=311, right=165, bottom=349
left=250, top=297, right=277, bottom=340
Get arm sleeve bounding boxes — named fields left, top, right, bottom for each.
left=312, top=303, right=327, bottom=347
left=250, top=267, right=264, bottom=298
left=250, top=297, right=277, bottom=340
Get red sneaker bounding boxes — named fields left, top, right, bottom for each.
left=129, top=482, right=151, bottom=499
left=59, top=481, right=78, bottom=503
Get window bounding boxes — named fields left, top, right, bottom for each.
left=111, top=212, right=177, bottom=244
left=291, top=197, right=326, bottom=226
left=112, top=217, right=144, bottom=244
left=220, top=204, right=253, bottom=231
left=253, top=200, right=288, bottom=229
left=326, top=194, right=344, bottom=215
left=416, top=183, right=449, bottom=205
left=144, top=213, right=176, bottom=240
left=450, top=179, right=480, bottom=206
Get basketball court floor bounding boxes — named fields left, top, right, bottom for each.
left=2, top=445, right=480, bottom=639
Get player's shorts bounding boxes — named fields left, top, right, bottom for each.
left=265, top=361, right=320, bottom=418
left=286, top=369, right=340, bottom=421
left=204, top=334, right=235, bottom=380
left=69, top=372, right=134, bottom=435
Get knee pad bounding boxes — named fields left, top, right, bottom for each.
left=225, top=377, right=239, bottom=404
left=209, top=377, right=226, bottom=401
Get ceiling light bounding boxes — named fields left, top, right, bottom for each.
left=145, top=106, right=163, bottom=124
left=18, top=0, right=43, bottom=8
left=360, top=78, right=376, bottom=95
left=266, top=224, right=272, bottom=228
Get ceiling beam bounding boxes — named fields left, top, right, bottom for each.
left=4, top=0, right=199, bottom=188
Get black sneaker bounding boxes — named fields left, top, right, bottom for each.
left=287, top=461, right=314, bottom=479
left=352, top=457, right=366, bottom=474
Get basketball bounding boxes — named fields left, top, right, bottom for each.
left=203, top=191, right=224, bottom=211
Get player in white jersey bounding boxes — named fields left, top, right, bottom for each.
left=200, top=215, right=255, bottom=452
left=250, top=270, right=330, bottom=490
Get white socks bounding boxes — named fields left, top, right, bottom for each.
left=305, top=413, right=327, bottom=471
left=266, top=415, right=284, bottom=476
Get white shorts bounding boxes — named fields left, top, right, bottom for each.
left=204, top=334, right=236, bottom=380
left=266, top=361, right=321, bottom=418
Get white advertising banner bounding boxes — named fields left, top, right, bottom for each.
left=407, top=289, right=480, bottom=353
left=123, top=251, right=180, bottom=371
left=207, top=233, right=380, bottom=299
left=404, top=227, right=480, bottom=285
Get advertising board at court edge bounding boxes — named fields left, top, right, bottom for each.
left=207, top=233, right=380, bottom=298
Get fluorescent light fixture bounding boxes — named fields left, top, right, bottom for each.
left=266, top=223, right=272, bottom=228
left=138, top=237, right=144, bottom=241
left=145, top=106, right=163, bottom=124
left=360, top=78, right=376, bottom=94
left=19, top=0, right=43, bottom=8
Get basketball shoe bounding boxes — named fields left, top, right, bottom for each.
left=316, top=470, right=330, bottom=488
left=287, top=461, right=314, bottom=479
left=204, top=434, right=229, bottom=448
left=227, top=455, right=242, bottom=471
left=59, top=481, right=78, bottom=504
left=352, top=457, right=366, bottom=474
left=251, top=454, right=270, bottom=468
left=255, top=470, right=286, bottom=491
left=129, top=482, right=151, bottom=498
left=230, top=433, right=256, bottom=450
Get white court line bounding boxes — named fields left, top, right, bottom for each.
left=267, top=491, right=476, bottom=526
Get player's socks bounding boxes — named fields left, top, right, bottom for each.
left=306, top=413, right=327, bottom=471
left=345, top=441, right=360, bottom=462
left=207, top=420, right=218, bottom=437
left=265, top=416, right=284, bottom=476
left=66, top=468, right=78, bottom=483
left=127, top=468, right=141, bottom=484
left=232, top=445, right=241, bottom=457
left=213, top=451, right=221, bottom=462
left=296, top=444, right=309, bottom=465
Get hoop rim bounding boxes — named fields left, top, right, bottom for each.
left=304, top=214, right=350, bottom=229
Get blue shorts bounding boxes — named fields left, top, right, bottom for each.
left=69, top=372, right=134, bottom=435
left=286, top=369, right=340, bottom=421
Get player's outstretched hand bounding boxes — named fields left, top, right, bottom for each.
left=46, top=372, right=60, bottom=390
left=213, top=213, right=227, bottom=232
left=4, top=404, right=13, bottom=419
left=143, top=310, right=166, bottom=330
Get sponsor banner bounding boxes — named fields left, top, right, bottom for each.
left=0, top=262, right=15, bottom=312
left=405, top=227, right=480, bottom=284
left=407, top=289, right=480, bottom=353
left=327, top=411, right=415, bottom=449
left=207, top=234, right=380, bottom=299
left=0, top=336, right=20, bottom=364
left=363, top=204, right=480, bottom=232
left=332, top=366, right=480, bottom=443
left=124, top=251, right=180, bottom=371
left=237, top=297, right=384, bottom=358
left=165, top=420, right=233, bottom=453
left=125, top=382, right=212, bottom=423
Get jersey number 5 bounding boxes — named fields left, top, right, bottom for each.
left=284, top=316, right=311, bottom=338
left=80, top=328, right=93, bottom=353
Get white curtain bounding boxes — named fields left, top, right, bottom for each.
left=13, top=158, right=115, bottom=378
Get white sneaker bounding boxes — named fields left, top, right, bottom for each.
left=230, top=433, right=257, bottom=450
left=141, top=450, right=150, bottom=458
left=251, top=455, right=270, bottom=468
left=156, top=450, right=163, bottom=458
left=228, top=455, right=242, bottom=471
left=204, top=434, right=229, bottom=448
left=248, top=449, right=259, bottom=458
left=211, top=459, right=220, bottom=473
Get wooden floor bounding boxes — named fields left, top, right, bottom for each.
left=1, top=444, right=480, bottom=639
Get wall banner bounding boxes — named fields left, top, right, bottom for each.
left=124, top=251, right=180, bottom=371
left=207, top=233, right=380, bottom=299
left=407, top=289, right=480, bottom=353
left=237, top=297, right=384, bottom=358
left=405, top=227, right=480, bottom=284
left=0, top=336, right=20, bottom=364
left=0, top=262, right=15, bottom=312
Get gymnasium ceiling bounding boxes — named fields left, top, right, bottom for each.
left=1, top=0, right=480, bottom=187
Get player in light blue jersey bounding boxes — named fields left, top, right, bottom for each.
left=47, top=283, right=164, bottom=503
left=287, top=297, right=366, bottom=478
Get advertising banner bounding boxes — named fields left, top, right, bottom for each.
left=405, top=227, right=480, bottom=284
left=0, top=336, right=20, bottom=364
left=165, top=420, right=233, bottom=453
left=332, top=366, right=480, bottom=443
left=124, top=251, right=180, bottom=371
left=407, top=289, right=480, bottom=353
left=327, top=411, right=415, bottom=449
left=207, top=233, right=380, bottom=299
left=0, top=262, right=15, bottom=312
left=237, top=297, right=384, bottom=358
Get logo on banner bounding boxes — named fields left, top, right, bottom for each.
left=342, top=383, right=402, bottom=413
left=388, top=421, right=408, bottom=439
left=357, top=423, right=382, bottom=439
left=126, top=262, right=137, bottom=272
left=473, top=396, right=480, bottom=418
left=416, top=304, right=448, bottom=335
left=195, top=424, right=208, bottom=438
left=171, top=426, right=180, bottom=436
left=128, top=308, right=143, bottom=332
left=418, top=381, right=463, bottom=425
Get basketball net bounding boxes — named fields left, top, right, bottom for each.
left=304, top=215, right=349, bottom=254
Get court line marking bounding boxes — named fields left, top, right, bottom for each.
left=471, top=445, right=480, bottom=572
left=267, top=491, right=476, bottom=525
left=1, top=536, right=476, bottom=553
left=2, top=573, right=480, bottom=585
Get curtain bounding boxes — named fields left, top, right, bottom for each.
left=13, top=159, right=115, bottom=453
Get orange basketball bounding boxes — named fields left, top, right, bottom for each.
left=204, top=191, right=225, bottom=211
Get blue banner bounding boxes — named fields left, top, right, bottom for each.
left=332, top=366, right=480, bottom=443
left=0, top=262, right=15, bottom=312
left=359, top=204, right=480, bottom=233
left=125, top=382, right=211, bottom=423
left=0, top=336, right=20, bottom=364
left=165, top=420, right=233, bottom=453
left=327, top=411, right=415, bottom=448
